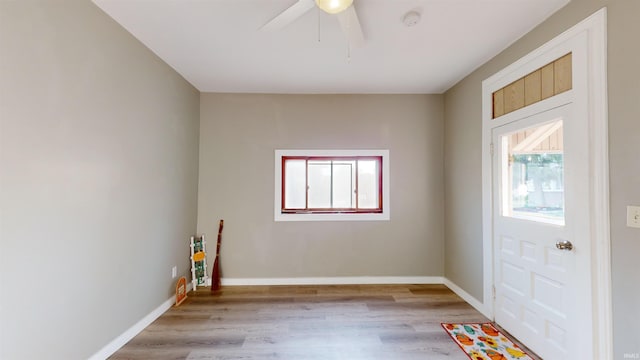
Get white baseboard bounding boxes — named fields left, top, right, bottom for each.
left=443, top=277, right=492, bottom=318
left=221, top=276, right=445, bottom=286
left=88, top=283, right=192, bottom=360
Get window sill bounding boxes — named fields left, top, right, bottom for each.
left=274, top=211, right=390, bottom=222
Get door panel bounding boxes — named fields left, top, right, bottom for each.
left=492, top=104, right=591, bottom=359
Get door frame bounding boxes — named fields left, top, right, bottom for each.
left=481, top=8, right=611, bottom=359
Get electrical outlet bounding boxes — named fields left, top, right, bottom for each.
left=172, top=266, right=177, bottom=279
left=627, top=206, right=640, bottom=229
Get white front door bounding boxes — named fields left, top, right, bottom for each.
left=492, top=103, right=592, bottom=359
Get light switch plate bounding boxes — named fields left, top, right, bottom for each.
left=627, top=206, right=640, bottom=228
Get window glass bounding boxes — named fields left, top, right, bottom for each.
left=284, top=159, right=306, bottom=209
left=308, top=161, right=332, bottom=208
left=332, top=161, right=355, bottom=208
left=357, top=160, right=378, bottom=209
left=502, top=120, right=565, bottom=225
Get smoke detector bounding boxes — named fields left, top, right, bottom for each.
left=402, top=10, right=421, bottom=27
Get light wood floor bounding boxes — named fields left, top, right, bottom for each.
left=109, top=284, right=506, bottom=360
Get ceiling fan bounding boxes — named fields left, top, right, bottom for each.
left=261, top=0, right=365, bottom=48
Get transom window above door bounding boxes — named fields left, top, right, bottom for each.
left=274, top=150, right=390, bottom=221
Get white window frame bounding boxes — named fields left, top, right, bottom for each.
left=275, top=149, right=390, bottom=221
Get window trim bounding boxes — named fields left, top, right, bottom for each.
left=275, top=150, right=390, bottom=221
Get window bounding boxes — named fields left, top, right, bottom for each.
left=283, top=156, right=382, bottom=213
left=501, top=119, right=565, bottom=225
left=275, top=150, right=389, bottom=221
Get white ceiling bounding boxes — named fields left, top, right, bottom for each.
left=93, top=0, right=569, bottom=94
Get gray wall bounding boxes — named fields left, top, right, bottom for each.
left=3, top=0, right=636, bottom=358
left=0, top=1, right=200, bottom=359
left=198, top=94, right=444, bottom=279
left=443, top=0, right=640, bottom=357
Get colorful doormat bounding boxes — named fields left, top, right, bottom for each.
left=441, top=323, right=534, bottom=360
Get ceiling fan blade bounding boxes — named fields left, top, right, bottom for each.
left=336, top=5, right=364, bottom=48
left=261, top=0, right=316, bottom=31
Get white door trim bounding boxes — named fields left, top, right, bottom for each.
left=481, top=8, right=611, bottom=359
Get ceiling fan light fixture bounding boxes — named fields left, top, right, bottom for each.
left=315, top=0, right=353, bottom=14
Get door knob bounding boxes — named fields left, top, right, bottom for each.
left=556, top=240, right=573, bottom=251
